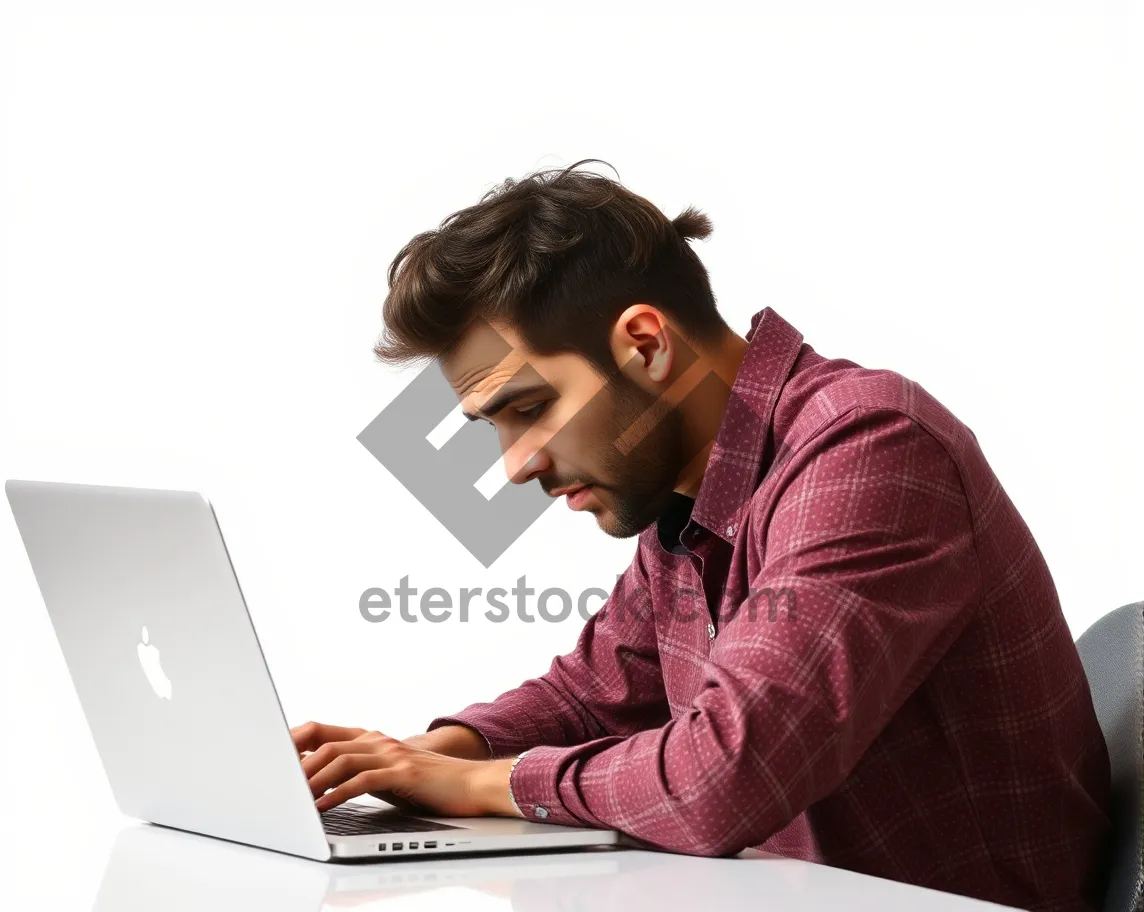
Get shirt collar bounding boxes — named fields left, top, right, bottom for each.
left=688, top=306, right=805, bottom=544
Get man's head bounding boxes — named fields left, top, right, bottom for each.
left=373, top=160, right=736, bottom=538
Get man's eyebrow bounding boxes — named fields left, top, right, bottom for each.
left=463, top=382, right=552, bottom=421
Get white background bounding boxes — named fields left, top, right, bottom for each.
left=2, top=2, right=1141, bottom=908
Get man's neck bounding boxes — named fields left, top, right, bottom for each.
left=673, top=331, right=750, bottom=499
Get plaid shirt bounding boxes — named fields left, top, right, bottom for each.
left=430, top=307, right=1111, bottom=912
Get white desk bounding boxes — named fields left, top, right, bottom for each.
left=7, top=816, right=1021, bottom=911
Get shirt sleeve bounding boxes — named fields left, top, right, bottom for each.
left=506, top=408, right=983, bottom=855
left=426, top=544, right=671, bottom=757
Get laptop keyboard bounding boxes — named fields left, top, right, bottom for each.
left=320, top=803, right=464, bottom=836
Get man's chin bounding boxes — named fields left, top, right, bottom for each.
left=575, top=487, right=664, bottom=539
left=593, top=508, right=652, bottom=540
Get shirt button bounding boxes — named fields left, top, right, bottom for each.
left=534, top=806, right=549, bottom=819
left=707, top=622, right=716, bottom=640
left=726, top=523, right=736, bottom=537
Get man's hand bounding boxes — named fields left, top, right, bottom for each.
left=289, top=722, right=516, bottom=818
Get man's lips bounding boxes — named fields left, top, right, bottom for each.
left=550, top=484, right=594, bottom=511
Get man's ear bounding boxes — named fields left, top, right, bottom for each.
left=609, top=305, right=675, bottom=388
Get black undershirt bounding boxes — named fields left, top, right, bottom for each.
left=656, top=492, right=696, bottom=555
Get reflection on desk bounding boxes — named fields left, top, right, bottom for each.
left=93, top=824, right=1020, bottom=912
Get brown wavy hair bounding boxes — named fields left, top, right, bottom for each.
left=373, top=159, right=727, bottom=373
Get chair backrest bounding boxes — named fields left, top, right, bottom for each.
left=1076, top=601, right=1144, bottom=912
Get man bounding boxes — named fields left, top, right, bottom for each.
left=293, top=160, right=1110, bottom=911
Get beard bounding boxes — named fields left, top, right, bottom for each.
left=585, top=373, right=688, bottom=538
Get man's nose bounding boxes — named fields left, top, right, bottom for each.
left=503, top=437, right=552, bottom=485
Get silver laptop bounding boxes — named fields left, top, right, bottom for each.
left=5, top=479, right=621, bottom=861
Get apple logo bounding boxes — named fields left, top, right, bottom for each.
left=137, top=626, right=172, bottom=700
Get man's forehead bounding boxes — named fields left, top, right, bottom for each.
left=441, top=319, right=535, bottom=400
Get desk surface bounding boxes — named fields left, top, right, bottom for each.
left=8, top=815, right=1021, bottom=912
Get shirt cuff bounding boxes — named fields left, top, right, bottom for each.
left=506, top=751, right=531, bottom=817
left=507, top=744, right=580, bottom=827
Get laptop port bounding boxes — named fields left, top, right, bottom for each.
left=377, top=844, right=387, bottom=851
left=392, top=842, right=403, bottom=850
left=409, top=842, right=419, bottom=849
left=424, top=841, right=437, bottom=849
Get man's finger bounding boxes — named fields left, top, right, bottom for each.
left=290, top=722, right=367, bottom=753
left=315, top=770, right=394, bottom=812
left=308, top=753, right=383, bottom=798
left=302, top=738, right=388, bottom=778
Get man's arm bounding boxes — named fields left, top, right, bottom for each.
left=422, top=548, right=671, bottom=758
left=403, top=724, right=492, bottom=759
left=502, top=409, right=982, bottom=853
left=292, top=546, right=670, bottom=812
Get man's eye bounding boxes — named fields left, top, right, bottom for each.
left=516, top=401, right=549, bottom=420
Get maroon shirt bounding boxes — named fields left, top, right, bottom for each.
left=430, top=307, right=1111, bottom=912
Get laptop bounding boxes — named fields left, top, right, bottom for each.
left=5, top=478, right=621, bottom=861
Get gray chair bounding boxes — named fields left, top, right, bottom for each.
left=1077, top=600, right=1144, bottom=912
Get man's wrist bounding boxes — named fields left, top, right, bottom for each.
left=469, top=757, right=519, bottom=817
